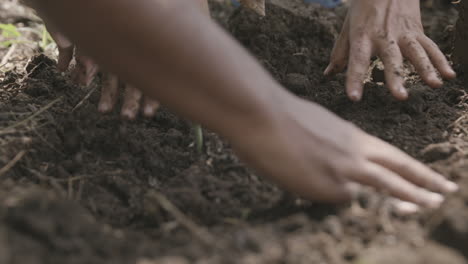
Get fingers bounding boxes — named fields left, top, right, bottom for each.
left=351, top=162, right=445, bottom=209
left=400, top=37, right=442, bottom=88
left=56, top=45, right=74, bottom=72
left=51, top=33, right=74, bottom=72
left=43, top=20, right=74, bottom=72
left=378, top=40, right=408, bottom=100
left=72, top=49, right=99, bottom=86
left=294, top=176, right=354, bottom=203
left=389, top=198, right=420, bottom=215
left=325, top=15, right=350, bottom=76
left=47, top=30, right=74, bottom=71
left=345, top=36, right=372, bottom=101
left=418, top=36, right=456, bottom=80
left=121, top=84, right=143, bottom=120
left=98, top=73, right=119, bottom=113
left=366, top=142, right=458, bottom=194
left=142, top=97, right=160, bottom=118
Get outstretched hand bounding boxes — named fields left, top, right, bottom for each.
left=232, top=94, right=458, bottom=208
left=325, top=0, right=456, bottom=101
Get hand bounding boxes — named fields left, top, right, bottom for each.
left=29, top=0, right=457, bottom=209
left=325, top=0, right=456, bottom=101
left=231, top=94, right=458, bottom=208
left=45, top=22, right=159, bottom=119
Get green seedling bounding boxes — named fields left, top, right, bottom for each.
left=0, top=23, right=22, bottom=47
left=40, top=25, right=54, bottom=50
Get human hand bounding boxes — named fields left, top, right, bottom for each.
left=325, top=0, right=456, bottom=101
left=29, top=0, right=457, bottom=209
left=231, top=94, right=458, bottom=208
left=45, top=22, right=159, bottom=119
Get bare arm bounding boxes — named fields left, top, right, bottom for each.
left=28, top=0, right=458, bottom=207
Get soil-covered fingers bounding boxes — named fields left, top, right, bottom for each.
left=345, top=36, right=372, bottom=101
left=121, top=85, right=159, bottom=119
left=365, top=140, right=458, bottom=194
left=56, top=45, right=74, bottom=72
left=283, top=171, right=355, bottom=203
left=142, top=97, right=160, bottom=117
left=72, top=49, right=99, bottom=86
left=418, top=35, right=456, bottom=80
left=46, top=29, right=73, bottom=71
left=400, top=37, right=442, bottom=88
left=378, top=40, right=408, bottom=100
left=324, top=16, right=350, bottom=76
left=98, top=73, right=119, bottom=113
left=389, top=198, right=420, bottom=215
left=351, top=161, right=445, bottom=209
left=121, top=84, right=143, bottom=120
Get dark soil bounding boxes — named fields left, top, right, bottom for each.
left=1, top=0, right=468, bottom=263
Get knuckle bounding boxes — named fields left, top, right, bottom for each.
left=401, top=38, right=418, bottom=50
left=380, top=45, right=397, bottom=60
left=352, top=27, right=368, bottom=40
left=349, top=48, right=370, bottom=66
left=330, top=157, right=365, bottom=179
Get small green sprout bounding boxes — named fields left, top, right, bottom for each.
left=0, top=23, right=22, bottom=47
left=40, top=25, right=54, bottom=50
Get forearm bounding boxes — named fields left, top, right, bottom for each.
left=29, top=0, right=290, bottom=140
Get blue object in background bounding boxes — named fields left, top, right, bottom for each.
left=304, top=0, right=342, bottom=8
left=230, top=0, right=342, bottom=8
left=231, top=0, right=241, bottom=7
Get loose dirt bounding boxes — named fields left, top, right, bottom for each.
left=0, top=0, right=467, bottom=263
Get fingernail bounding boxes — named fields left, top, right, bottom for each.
left=448, top=69, right=457, bottom=78
left=349, top=90, right=361, bottom=101
left=426, top=193, right=444, bottom=209
left=144, top=105, right=156, bottom=117
left=98, top=103, right=110, bottom=113
left=324, top=65, right=332, bottom=76
left=399, top=86, right=408, bottom=98
left=429, top=77, right=443, bottom=88
left=122, top=110, right=135, bottom=120
left=444, top=181, right=459, bottom=193
left=392, top=200, right=420, bottom=215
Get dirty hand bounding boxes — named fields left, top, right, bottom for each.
left=45, top=21, right=159, bottom=119
left=31, top=0, right=458, bottom=208
left=232, top=93, right=458, bottom=207
left=325, top=0, right=456, bottom=101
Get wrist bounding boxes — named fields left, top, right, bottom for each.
left=220, top=84, right=293, bottom=147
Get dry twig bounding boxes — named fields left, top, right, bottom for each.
left=0, top=96, right=61, bottom=134
left=0, top=150, right=26, bottom=177
left=149, top=191, right=216, bottom=245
